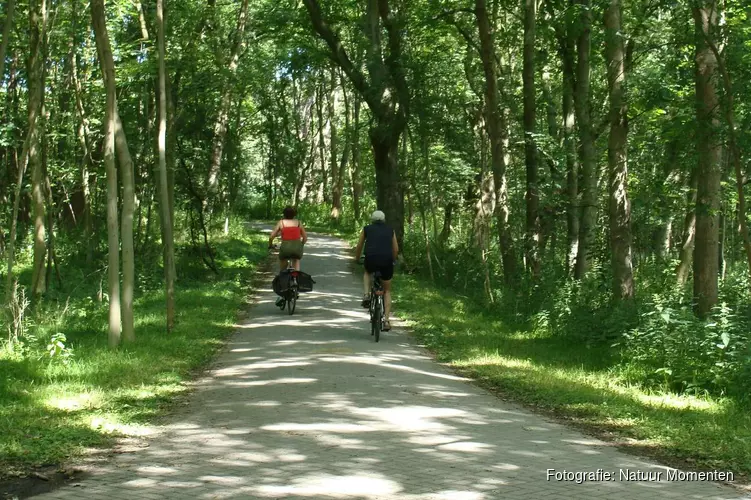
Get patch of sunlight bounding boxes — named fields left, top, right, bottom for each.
left=617, top=389, right=719, bottom=412
left=45, top=390, right=104, bottom=412
left=257, top=474, right=402, bottom=497
left=87, top=414, right=154, bottom=436
left=457, top=353, right=722, bottom=414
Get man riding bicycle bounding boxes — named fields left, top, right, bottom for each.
left=354, top=210, right=398, bottom=332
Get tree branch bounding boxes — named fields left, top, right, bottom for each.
left=301, top=0, right=379, bottom=114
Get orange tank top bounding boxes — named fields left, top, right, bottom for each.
left=281, top=220, right=301, bottom=241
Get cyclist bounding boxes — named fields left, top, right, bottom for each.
left=354, top=210, right=398, bottom=331
left=269, top=206, right=307, bottom=307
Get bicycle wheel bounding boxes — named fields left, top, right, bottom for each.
left=373, top=296, right=382, bottom=342
left=287, top=287, right=297, bottom=315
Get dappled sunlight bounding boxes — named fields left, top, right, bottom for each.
left=256, top=473, right=404, bottom=497
left=32, top=230, right=747, bottom=500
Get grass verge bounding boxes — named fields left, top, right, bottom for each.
left=394, top=273, right=751, bottom=484
left=0, top=227, right=267, bottom=480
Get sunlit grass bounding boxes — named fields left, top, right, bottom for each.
left=394, top=273, right=751, bottom=478
left=0, top=227, right=267, bottom=478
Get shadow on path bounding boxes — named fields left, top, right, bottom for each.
left=31, top=229, right=748, bottom=500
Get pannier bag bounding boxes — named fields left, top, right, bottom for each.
left=272, top=270, right=315, bottom=297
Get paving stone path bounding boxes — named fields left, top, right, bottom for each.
left=34, top=230, right=748, bottom=499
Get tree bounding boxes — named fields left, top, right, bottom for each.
left=91, top=0, right=122, bottom=347
left=475, top=0, right=518, bottom=285
left=692, top=0, right=722, bottom=317
left=206, top=0, right=250, bottom=214
left=28, top=0, right=47, bottom=298
left=573, top=0, right=596, bottom=280
left=604, top=0, right=634, bottom=300
left=302, top=0, right=409, bottom=248
left=0, top=0, right=16, bottom=83
left=157, top=0, right=176, bottom=331
left=523, top=0, right=540, bottom=277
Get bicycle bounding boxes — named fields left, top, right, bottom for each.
left=270, top=245, right=299, bottom=315
left=368, top=270, right=385, bottom=342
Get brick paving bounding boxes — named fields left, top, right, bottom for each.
left=32, top=232, right=749, bottom=499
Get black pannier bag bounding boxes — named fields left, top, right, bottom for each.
left=272, top=270, right=315, bottom=296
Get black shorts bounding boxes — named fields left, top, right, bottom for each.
left=364, top=255, right=394, bottom=281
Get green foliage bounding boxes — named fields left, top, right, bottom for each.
left=395, top=271, right=751, bottom=478
left=621, top=298, right=751, bottom=399
left=0, top=225, right=267, bottom=478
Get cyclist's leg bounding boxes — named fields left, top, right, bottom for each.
left=279, top=258, right=288, bottom=272
left=363, top=269, right=371, bottom=295
left=380, top=259, right=395, bottom=325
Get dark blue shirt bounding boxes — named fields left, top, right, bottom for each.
left=364, top=223, right=394, bottom=258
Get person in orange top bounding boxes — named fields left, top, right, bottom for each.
left=268, top=206, right=308, bottom=272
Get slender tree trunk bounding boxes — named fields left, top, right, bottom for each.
left=0, top=0, right=16, bottom=82
left=523, top=0, right=540, bottom=277
left=4, top=134, right=29, bottom=300
left=71, top=30, right=94, bottom=265
left=573, top=0, right=596, bottom=280
left=29, top=0, right=47, bottom=298
left=676, top=166, right=698, bottom=285
left=560, top=31, right=579, bottom=274
left=350, top=95, right=362, bottom=222
left=475, top=0, right=518, bottom=285
left=700, top=19, right=751, bottom=290
left=205, top=0, right=249, bottom=209
left=331, top=79, right=349, bottom=221
left=316, top=82, right=328, bottom=203
left=604, top=0, right=634, bottom=300
left=92, top=0, right=122, bottom=347
left=692, top=0, right=722, bottom=317
left=157, top=0, right=176, bottom=331
left=114, top=111, right=136, bottom=343
left=328, top=67, right=339, bottom=214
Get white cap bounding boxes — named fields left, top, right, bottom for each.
left=371, top=210, right=386, bottom=222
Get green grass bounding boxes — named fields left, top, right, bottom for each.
left=0, top=227, right=268, bottom=479
left=394, top=273, right=751, bottom=480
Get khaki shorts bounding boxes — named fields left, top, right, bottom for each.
left=279, top=240, right=304, bottom=260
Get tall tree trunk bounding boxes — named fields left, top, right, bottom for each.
left=114, top=110, right=136, bottom=343
left=331, top=78, right=349, bottom=220
left=604, top=0, right=634, bottom=300
left=350, top=95, right=362, bottom=222
left=71, top=14, right=94, bottom=265
left=573, top=0, right=596, bottom=280
left=29, top=0, right=47, bottom=298
left=157, top=0, right=176, bottom=332
left=692, top=0, right=722, bottom=317
left=205, top=0, right=249, bottom=210
left=4, top=134, right=29, bottom=300
left=92, top=0, right=121, bottom=347
left=700, top=18, right=751, bottom=291
left=370, top=128, right=405, bottom=241
left=560, top=27, right=579, bottom=274
left=0, top=0, right=16, bottom=82
left=475, top=0, right=518, bottom=285
left=316, top=82, right=328, bottom=203
left=523, top=0, right=540, bottom=277
left=328, top=67, right=339, bottom=214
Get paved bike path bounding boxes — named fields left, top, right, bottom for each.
left=34, top=230, right=747, bottom=499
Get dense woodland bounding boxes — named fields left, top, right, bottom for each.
left=2, top=0, right=751, bottom=406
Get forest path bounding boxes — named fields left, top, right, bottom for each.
left=33, top=229, right=746, bottom=499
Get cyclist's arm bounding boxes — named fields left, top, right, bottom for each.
left=268, top=221, right=281, bottom=247
left=354, top=230, right=366, bottom=261
left=300, top=224, right=308, bottom=244
left=391, top=233, right=399, bottom=260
